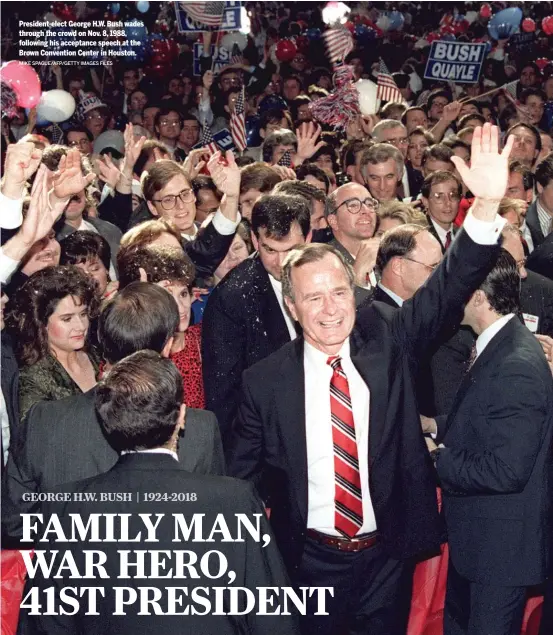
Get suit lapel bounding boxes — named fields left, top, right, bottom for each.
left=276, top=339, right=308, bottom=522
left=254, top=258, right=296, bottom=347
left=350, top=331, right=388, bottom=464
left=526, top=202, right=545, bottom=246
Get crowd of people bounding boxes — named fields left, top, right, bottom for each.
left=1, top=2, right=553, bottom=635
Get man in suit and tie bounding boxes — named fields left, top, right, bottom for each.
left=422, top=250, right=553, bottom=635
left=20, top=350, right=299, bottom=635
left=525, top=153, right=553, bottom=249
left=202, top=194, right=311, bottom=444
left=230, top=125, right=513, bottom=634
left=2, top=283, right=224, bottom=543
left=422, top=171, right=462, bottom=253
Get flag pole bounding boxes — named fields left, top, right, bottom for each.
left=458, top=83, right=515, bottom=104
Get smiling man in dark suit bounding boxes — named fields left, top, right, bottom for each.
left=230, top=125, right=514, bottom=634
left=2, top=283, right=224, bottom=543
left=422, top=250, right=553, bottom=635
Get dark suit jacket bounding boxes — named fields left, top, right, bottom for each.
left=407, top=163, right=424, bottom=198
left=18, top=453, right=299, bottom=635
left=230, top=229, right=501, bottom=577
left=525, top=200, right=546, bottom=249
left=527, top=231, right=553, bottom=280
left=2, top=389, right=225, bottom=542
left=0, top=333, right=18, bottom=473
left=56, top=217, right=122, bottom=273
left=435, top=318, right=553, bottom=586
left=202, top=255, right=294, bottom=442
left=520, top=269, right=553, bottom=337
left=426, top=219, right=458, bottom=254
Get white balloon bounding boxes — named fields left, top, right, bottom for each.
left=220, top=31, right=248, bottom=52
left=37, top=90, right=76, bottom=123
left=465, top=11, right=478, bottom=24
left=322, top=2, right=350, bottom=26
left=355, top=79, right=380, bottom=116
left=376, top=14, right=391, bottom=32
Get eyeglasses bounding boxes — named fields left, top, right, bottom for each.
left=385, top=137, right=409, bottom=147
left=429, top=192, right=461, bottom=203
left=153, top=188, right=196, bottom=211
left=334, top=197, right=379, bottom=215
left=401, top=257, right=440, bottom=271
left=86, top=113, right=105, bottom=121
left=159, top=119, right=181, bottom=127
left=68, top=139, right=90, bottom=148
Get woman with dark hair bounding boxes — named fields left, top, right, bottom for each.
left=117, top=244, right=205, bottom=408
left=6, top=266, right=101, bottom=420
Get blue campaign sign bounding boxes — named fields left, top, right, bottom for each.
left=193, top=43, right=231, bottom=76
left=424, top=41, right=487, bottom=84
left=175, top=1, right=241, bottom=32
left=194, top=128, right=235, bottom=153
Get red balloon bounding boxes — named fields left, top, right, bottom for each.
left=344, top=21, right=355, bottom=34
left=0, top=61, right=41, bottom=108
left=535, top=57, right=551, bottom=72
left=295, top=35, right=309, bottom=52
left=522, top=18, right=536, bottom=33
left=480, top=4, right=492, bottom=19
left=542, top=16, right=553, bottom=36
left=52, top=2, right=76, bottom=21
left=275, top=39, right=297, bottom=63
left=455, top=19, right=470, bottom=34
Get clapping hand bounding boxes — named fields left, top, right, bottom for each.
left=292, top=122, right=325, bottom=166
left=122, top=123, right=147, bottom=172
left=96, top=154, right=121, bottom=190
left=2, top=142, right=42, bottom=196
left=207, top=151, right=240, bottom=198
left=450, top=123, right=514, bottom=202
left=183, top=148, right=211, bottom=180
left=20, top=164, right=64, bottom=247
left=52, top=148, right=96, bottom=201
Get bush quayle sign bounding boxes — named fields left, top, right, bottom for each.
left=193, top=43, right=232, bottom=76
left=175, top=1, right=241, bottom=32
left=424, top=41, right=487, bottom=84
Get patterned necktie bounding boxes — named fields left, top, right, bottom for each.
left=445, top=231, right=452, bottom=250
left=327, top=356, right=363, bottom=538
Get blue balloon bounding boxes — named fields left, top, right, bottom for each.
left=388, top=10, right=405, bottom=31
left=487, top=7, right=522, bottom=40
left=306, top=28, right=321, bottom=41
left=354, top=24, right=370, bottom=43
left=111, top=3, right=120, bottom=14
left=136, top=1, right=150, bottom=13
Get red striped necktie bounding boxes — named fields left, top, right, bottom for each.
left=327, top=356, right=364, bottom=538
left=445, top=231, right=452, bottom=250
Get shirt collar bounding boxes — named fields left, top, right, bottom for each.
left=475, top=314, right=515, bottom=359
left=304, top=338, right=351, bottom=366
left=121, top=448, right=178, bottom=461
left=430, top=217, right=453, bottom=243
left=181, top=224, right=198, bottom=241
left=377, top=283, right=404, bottom=307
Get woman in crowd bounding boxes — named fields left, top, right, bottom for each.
left=120, top=217, right=184, bottom=252
left=7, top=266, right=100, bottom=420
left=117, top=244, right=205, bottom=408
left=375, top=201, right=429, bottom=237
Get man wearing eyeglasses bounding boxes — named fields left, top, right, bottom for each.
left=324, top=183, right=380, bottom=288
left=421, top=171, right=462, bottom=253
left=66, top=127, right=93, bottom=157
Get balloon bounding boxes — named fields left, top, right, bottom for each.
left=35, top=89, right=75, bottom=123
left=344, top=21, right=355, bottom=34
left=0, top=61, right=41, bottom=109
left=136, top=1, right=150, bottom=13
left=110, top=2, right=120, bottom=14
left=480, top=4, right=492, bottom=19
left=295, top=35, right=309, bottom=52
left=354, top=24, right=369, bottom=43
left=465, top=11, right=478, bottom=24
left=26, top=107, right=50, bottom=127
left=542, top=16, right=553, bottom=36
left=1, top=83, right=19, bottom=119
left=376, top=14, right=391, bottom=32
left=220, top=31, right=248, bottom=52
left=535, top=58, right=551, bottom=72
left=355, top=79, right=380, bottom=116
left=388, top=10, right=404, bottom=31
left=275, top=39, right=297, bottom=62
left=487, top=7, right=522, bottom=40
left=52, top=2, right=76, bottom=20
left=306, top=27, right=321, bottom=41
left=522, top=18, right=536, bottom=33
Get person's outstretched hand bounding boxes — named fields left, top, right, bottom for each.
left=451, top=123, right=514, bottom=201
left=207, top=150, right=240, bottom=198
left=52, top=148, right=96, bottom=200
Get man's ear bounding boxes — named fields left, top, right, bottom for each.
left=161, top=336, right=174, bottom=358
left=285, top=296, right=298, bottom=322
left=251, top=231, right=259, bottom=252
left=390, top=256, right=403, bottom=279
left=147, top=200, right=159, bottom=217
left=327, top=214, right=337, bottom=231
left=537, top=183, right=543, bottom=197
left=259, top=128, right=266, bottom=139
left=421, top=196, right=429, bottom=211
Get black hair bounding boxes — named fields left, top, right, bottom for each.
left=59, top=230, right=112, bottom=271
left=535, top=153, right=553, bottom=188
left=251, top=194, right=311, bottom=239
left=295, top=162, right=331, bottom=194
left=479, top=249, right=520, bottom=316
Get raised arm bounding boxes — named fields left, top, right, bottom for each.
left=392, top=124, right=514, bottom=359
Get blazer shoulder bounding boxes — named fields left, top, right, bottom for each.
left=186, top=407, right=218, bottom=430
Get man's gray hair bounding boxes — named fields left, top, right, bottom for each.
left=360, top=143, right=405, bottom=180
left=372, top=119, right=407, bottom=142
left=281, top=243, right=355, bottom=302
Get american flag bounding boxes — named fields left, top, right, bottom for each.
left=503, top=80, right=519, bottom=100
left=230, top=87, right=247, bottom=152
left=181, top=2, right=225, bottom=27
left=323, top=27, right=353, bottom=65
left=199, top=123, right=218, bottom=155
left=277, top=150, right=292, bottom=167
left=376, top=59, right=404, bottom=103
left=230, top=43, right=243, bottom=65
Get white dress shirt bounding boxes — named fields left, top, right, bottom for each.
left=304, top=339, right=377, bottom=536
left=268, top=275, right=297, bottom=341
left=181, top=210, right=241, bottom=243
left=0, top=192, right=23, bottom=230
left=430, top=217, right=455, bottom=249
left=520, top=220, right=535, bottom=253
left=536, top=198, right=553, bottom=239
left=475, top=314, right=515, bottom=360
left=1, top=391, right=10, bottom=466
left=401, top=168, right=411, bottom=199
left=0, top=250, right=20, bottom=285
left=377, top=283, right=404, bottom=307
left=122, top=448, right=178, bottom=461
